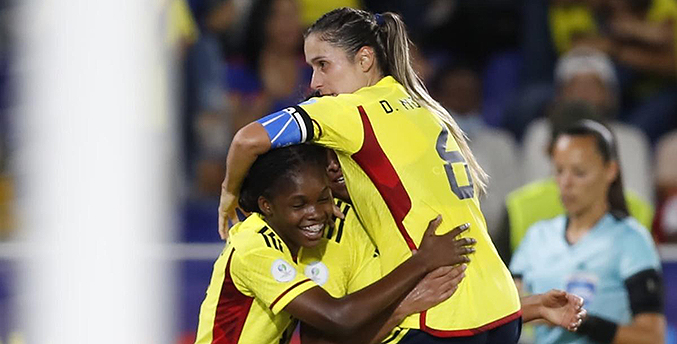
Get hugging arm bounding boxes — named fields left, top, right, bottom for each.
left=300, top=265, right=466, bottom=344
left=285, top=218, right=474, bottom=338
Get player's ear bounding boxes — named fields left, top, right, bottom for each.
left=605, top=160, right=619, bottom=184
left=258, top=196, right=273, bottom=216
left=356, top=46, right=375, bottom=73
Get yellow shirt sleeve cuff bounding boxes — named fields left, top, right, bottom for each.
left=269, top=279, right=317, bottom=315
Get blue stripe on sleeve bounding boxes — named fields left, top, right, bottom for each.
left=256, top=107, right=307, bottom=148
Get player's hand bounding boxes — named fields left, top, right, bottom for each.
left=218, top=188, right=239, bottom=240
left=417, top=215, right=475, bottom=271
left=539, top=289, right=586, bottom=332
left=397, top=264, right=467, bottom=316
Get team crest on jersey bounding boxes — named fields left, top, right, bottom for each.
left=566, top=272, right=598, bottom=305
left=304, top=261, right=329, bottom=286
left=271, top=259, right=296, bottom=283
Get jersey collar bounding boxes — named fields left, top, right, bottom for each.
left=563, top=213, right=614, bottom=246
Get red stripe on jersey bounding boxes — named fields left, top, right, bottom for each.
left=269, top=279, right=313, bottom=311
left=351, top=105, right=416, bottom=251
left=212, top=250, right=254, bottom=344
left=419, top=309, right=522, bottom=337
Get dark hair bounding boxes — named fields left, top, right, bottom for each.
left=239, top=144, right=328, bottom=213
left=547, top=101, right=606, bottom=155
left=242, top=0, right=302, bottom=73
left=241, top=0, right=274, bottom=71
left=305, top=7, right=488, bottom=194
left=555, top=119, right=629, bottom=218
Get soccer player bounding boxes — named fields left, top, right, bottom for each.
left=218, top=8, right=529, bottom=343
left=510, top=120, right=665, bottom=344
left=196, top=144, right=475, bottom=344
left=300, top=151, right=587, bottom=344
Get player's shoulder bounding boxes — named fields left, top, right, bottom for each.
left=323, top=76, right=405, bottom=107
left=611, top=214, right=654, bottom=246
left=230, top=214, right=288, bottom=256
left=525, top=215, right=566, bottom=241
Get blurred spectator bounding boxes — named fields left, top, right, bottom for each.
left=520, top=48, right=655, bottom=205
left=511, top=119, right=665, bottom=344
left=226, top=0, right=311, bottom=132
left=549, top=0, right=677, bottom=143
left=554, top=47, right=619, bottom=118
left=654, top=130, right=677, bottom=242
left=434, top=66, right=485, bottom=137
left=169, top=0, right=200, bottom=55
left=496, top=102, right=653, bottom=263
left=506, top=47, right=618, bottom=140
left=432, top=65, right=522, bottom=241
left=183, top=0, right=236, bottom=197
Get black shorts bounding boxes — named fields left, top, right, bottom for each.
left=397, top=317, right=522, bottom=344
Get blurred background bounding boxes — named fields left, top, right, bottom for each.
left=0, top=0, right=675, bottom=343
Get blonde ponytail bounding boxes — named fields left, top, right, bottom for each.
left=380, top=13, right=488, bottom=195
left=306, top=8, right=488, bottom=194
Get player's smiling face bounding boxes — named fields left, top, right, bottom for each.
left=552, top=135, right=617, bottom=217
left=261, top=165, right=334, bottom=255
left=304, top=33, right=370, bottom=96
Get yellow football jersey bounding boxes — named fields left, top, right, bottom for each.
left=296, top=200, right=382, bottom=296
left=293, top=76, right=522, bottom=336
left=195, top=214, right=313, bottom=344
left=196, top=202, right=384, bottom=343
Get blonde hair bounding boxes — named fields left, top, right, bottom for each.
left=306, top=8, right=488, bottom=194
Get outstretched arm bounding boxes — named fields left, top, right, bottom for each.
left=285, top=218, right=475, bottom=337
left=521, top=289, right=586, bottom=330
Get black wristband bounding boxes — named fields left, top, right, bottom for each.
left=577, top=315, right=618, bottom=344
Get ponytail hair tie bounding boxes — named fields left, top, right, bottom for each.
left=374, top=13, right=385, bottom=26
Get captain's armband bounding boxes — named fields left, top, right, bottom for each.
left=256, top=106, right=314, bottom=148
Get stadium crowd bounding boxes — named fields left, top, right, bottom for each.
left=0, top=0, right=676, bottom=343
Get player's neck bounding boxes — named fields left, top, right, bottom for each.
left=566, top=201, right=609, bottom=243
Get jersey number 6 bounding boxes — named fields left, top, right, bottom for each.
left=436, top=125, right=475, bottom=200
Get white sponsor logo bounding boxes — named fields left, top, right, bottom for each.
left=271, top=259, right=296, bottom=283
left=566, top=272, right=598, bottom=305
left=304, top=261, right=329, bottom=286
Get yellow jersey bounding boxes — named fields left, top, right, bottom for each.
left=292, top=76, right=521, bottom=336
left=196, top=201, right=383, bottom=343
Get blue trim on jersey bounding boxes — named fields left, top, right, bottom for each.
left=257, top=107, right=308, bottom=148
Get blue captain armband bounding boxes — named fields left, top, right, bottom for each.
left=257, top=106, right=314, bottom=148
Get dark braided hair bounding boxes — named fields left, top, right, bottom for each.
left=239, top=144, right=328, bottom=213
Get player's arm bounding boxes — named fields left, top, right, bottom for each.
left=285, top=218, right=475, bottom=337
left=576, top=269, right=665, bottom=344
left=301, top=265, right=467, bottom=344
left=219, top=122, right=271, bottom=239
left=520, top=289, right=586, bottom=330
left=219, top=102, right=343, bottom=239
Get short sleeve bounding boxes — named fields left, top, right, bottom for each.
left=618, top=223, right=661, bottom=280
left=297, top=96, right=365, bottom=154
left=345, top=220, right=382, bottom=293
left=230, top=247, right=317, bottom=314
